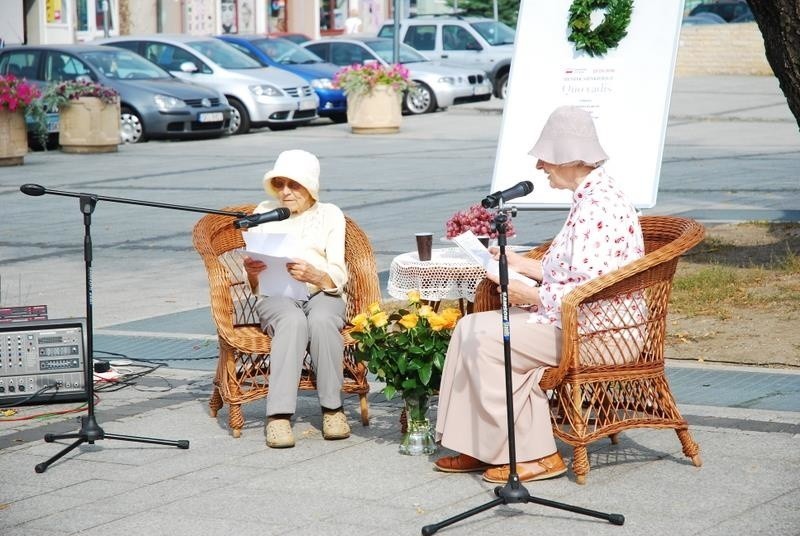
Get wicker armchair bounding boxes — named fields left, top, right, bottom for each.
left=474, top=215, right=705, bottom=483
left=192, top=205, right=380, bottom=437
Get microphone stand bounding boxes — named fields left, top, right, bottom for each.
left=421, top=202, right=624, bottom=535
left=21, top=184, right=247, bottom=473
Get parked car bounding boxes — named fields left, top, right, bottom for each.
left=98, top=35, right=318, bottom=135
left=267, top=32, right=313, bottom=45
left=0, top=44, right=231, bottom=144
left=217, top=34, right=347, bottom=123
left=303, top=37, right=492, bottom=115
left=377, top=17, right=515, bottom=99
left=682, top=12, right=727, bottom=25
left=689, top=1, right=753, bottom=22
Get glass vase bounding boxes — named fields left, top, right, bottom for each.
left=398, top=395, right=437, bottom=456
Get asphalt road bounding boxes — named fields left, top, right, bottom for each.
left=0, top=75, right=798, bottom=329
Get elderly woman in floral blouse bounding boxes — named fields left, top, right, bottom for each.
left=432, top=105, right=645, bottom=483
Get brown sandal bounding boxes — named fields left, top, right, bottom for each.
left=482, top=452, right=567, bottom=483
left=434, top=453, right=494, bottom=473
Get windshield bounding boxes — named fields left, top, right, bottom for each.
left=254, top=38, right=323, bottom=65
left=470, top=21, right=516, bottom=46
left=366, top=40, right=428, bottom=64
left=187, top=39, right=262, bottom=69
left=82, top=49, right=172, bottom=79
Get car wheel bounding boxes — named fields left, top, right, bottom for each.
left=405, top=82, right=436, bottom=114
left=227, top=98, right=251, bottom=135
left=329, top=112, right=347, bottom=124
left=496, top=74, right=509, bottom=100
left=120, top=107, right=144, bottom=144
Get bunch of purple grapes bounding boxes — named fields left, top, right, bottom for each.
left=445, top=204, right=515, bottom=239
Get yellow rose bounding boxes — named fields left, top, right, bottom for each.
left=427, top=313, right=448, bottom=332
left=370, top=311, right=389, bottom=328
left=418, top=304, right=434, bottom=318
left=350, top=313, right=369, bottom=333
left=398, top=313, right=419, bottom=329
left=407, top=290, right=421, bottom=304
left=440, top=308, right=462, bottom=329
left=368, top=301, right=382, bottom=315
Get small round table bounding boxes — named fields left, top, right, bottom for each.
left=387, top=247, right=488, bottom=312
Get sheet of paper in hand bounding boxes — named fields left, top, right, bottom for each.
left=451, top=231, right=538, bottom=287
left=242, top=232, right=309, bottom=300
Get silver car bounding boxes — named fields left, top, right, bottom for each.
left=303, top=37, right=492, bottom=115
left=98, top=35, right=319, bottom=134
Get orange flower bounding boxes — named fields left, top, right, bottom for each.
left=427, top=313, right=449, bottom=332
left=407, top=290, right=421, bottom=304
left=440, top=307, right=462, bottom=329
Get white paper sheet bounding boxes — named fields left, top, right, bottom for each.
left=451, top=231, right=538, bottom=287
left=241, top=232, right=309, bottom=300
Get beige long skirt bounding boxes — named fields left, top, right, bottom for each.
left=434, top=308, right=561, bottom=464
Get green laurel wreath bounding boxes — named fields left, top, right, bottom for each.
left=567, top=0, right=634, bottom=57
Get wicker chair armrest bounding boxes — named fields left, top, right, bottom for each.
left=553, top=217, right=705, bottom=382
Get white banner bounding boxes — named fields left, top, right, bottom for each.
left=491, top=0, right=685, bottom=208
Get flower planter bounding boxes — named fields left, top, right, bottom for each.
left=59, top=97, right=120, bottom=154
left=0, top=109, right=28, bottom=166
left=346, top=85, right=402, bottom=134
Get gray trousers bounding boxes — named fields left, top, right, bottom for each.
left=255, top=292, right=346, bottom=417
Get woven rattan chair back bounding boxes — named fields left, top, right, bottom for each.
left=473, top=215, right=705, bottom=483
left=192, top=205, right=380, bottom=437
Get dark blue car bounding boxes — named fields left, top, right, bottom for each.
left=216, top=35, right=346, bottom=123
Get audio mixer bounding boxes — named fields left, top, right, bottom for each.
left=0, top=319, right=88, bottom=406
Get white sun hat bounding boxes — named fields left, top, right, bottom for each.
left=528, top=105, right=609, bottom=167
left=262, top=149, right=320, bottom=200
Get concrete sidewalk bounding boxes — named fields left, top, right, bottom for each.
left=1, top=75, right=799, bottom=535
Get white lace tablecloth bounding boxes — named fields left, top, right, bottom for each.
left=387, top=247, right=487, bottom=302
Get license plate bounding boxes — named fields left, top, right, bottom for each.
left=298, top=99, right=316, bottom=111
left=46, top=114, right=59, bottom=133
left=199, top=112, right=223, bottom=123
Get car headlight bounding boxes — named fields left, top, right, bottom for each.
left=310, top=78, right=334, bottom=89
left=153, top=95, right=186, bottom=111
left=437, top=76, right=455, bottom=85
left=249, top=84, right=283, bottom=97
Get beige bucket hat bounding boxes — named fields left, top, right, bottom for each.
left=528, top=106, right=608, bottom=167
left=263, top=149, right=320, bottom=200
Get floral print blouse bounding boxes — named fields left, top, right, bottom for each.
left=531, top=167, right=645, bottom=328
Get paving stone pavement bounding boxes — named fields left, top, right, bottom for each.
left=0, top=75, right=799, bottom=535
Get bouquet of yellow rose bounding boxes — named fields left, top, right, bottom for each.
left=349, top=291, right=461, bottom=413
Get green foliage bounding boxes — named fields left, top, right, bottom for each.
left=443, top=0, right=521, bottom=27
left=567, top=0, right=633, bottom=57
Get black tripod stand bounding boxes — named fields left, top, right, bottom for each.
left=20, top=184, right=248, bottom=473
left=421, top=204, right=624, bottom=535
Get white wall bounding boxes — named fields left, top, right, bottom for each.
left=0, top=2, right=26, bottom=45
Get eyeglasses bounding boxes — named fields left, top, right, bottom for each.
left=271, top=178, right=303, bottom=191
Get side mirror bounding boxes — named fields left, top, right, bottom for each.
left=466, top=42, right=483, bottom=51
left=179, top=61, right=198, bottom=73
left=75, top=74, right=94, bottom=83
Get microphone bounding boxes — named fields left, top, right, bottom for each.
left=20, top=183, right=46, bottom=196
left=481, top=180, right=534, bottom=208
left=233, top=207, right=291, bottom=229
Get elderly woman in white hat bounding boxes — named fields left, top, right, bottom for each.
left=243, top=149, right=350, bottom=448
left=432, top=106, right=645, bottom=482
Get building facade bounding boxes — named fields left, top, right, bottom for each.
left=0, top=0, right=413, bottom=46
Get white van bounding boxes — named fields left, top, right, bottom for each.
left=99, top=35, right=319, bottom=134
